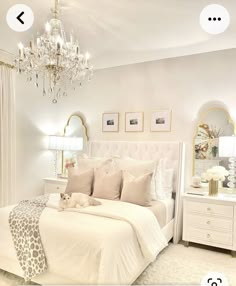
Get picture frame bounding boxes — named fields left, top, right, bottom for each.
left=125, top=112, right=144, bottom=132
left=151, top=110, right=172, bottom=132
left=102, top=113, right=119, bottom=132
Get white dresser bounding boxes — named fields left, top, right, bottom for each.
left=44, top=177, right=67, bottom=194
left=183, top=192, right=236, bottom=256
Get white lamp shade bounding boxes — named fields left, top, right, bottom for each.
left=48, top=136, right=83, bottom=151
left=219, top=136, right=236, bottom=157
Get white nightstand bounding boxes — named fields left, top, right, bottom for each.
left=183, top=190, right=236, bottom=257
left=44, top=177, right=68, bottom=194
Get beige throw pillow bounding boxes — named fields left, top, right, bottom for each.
left=114, top=157, right=158, bottom=200
left=93, top=169, right=122, bottom=200
left=65, top=169, right=94, bottom=195
left=121, top=171, right=153, bottom=206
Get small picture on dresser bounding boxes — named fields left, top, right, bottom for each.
left=102, top=113, right=119, bottom=132
left=125, top=112, right=144, bottom=132
left=151, top=110, right=172, bottom=132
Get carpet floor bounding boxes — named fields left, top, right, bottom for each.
left=0, top=243, right=235, bottom=286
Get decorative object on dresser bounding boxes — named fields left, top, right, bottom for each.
left=125, top=112, right=144, bottom=132
left=202, top=166, right=229, bottom=196
left=191, top=175, right=202, bottom=188
left=219, top=136, right=236, bottom=190
left=150, top=110, right=172, bottom=132
left=102, top=113, right=119, bottom=132
left=48, top=135, right=83, bottom=177
left=183, top=192, right=236, bottom=257
left=193, top=106, right=234, bottom=177
left=44, top=177, right=67, bottom=194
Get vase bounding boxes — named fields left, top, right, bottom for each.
left=209, top=179, right=219, bottom=196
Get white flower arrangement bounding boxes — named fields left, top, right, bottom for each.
left=202, top=166, right=229, bottom=182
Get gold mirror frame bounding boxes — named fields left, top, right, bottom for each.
left=192, top=107, right=236, bottom=176
left=63, top=113, right=89, bottom=141
left=61, top=113, right=89, bottom=174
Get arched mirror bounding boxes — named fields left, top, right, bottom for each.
left=62, top=113, right=89, bottom=175
left=193, top=107, right=235, bottom=185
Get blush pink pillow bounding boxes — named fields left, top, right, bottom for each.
left=65, top=169, right=94, bottom=195
left=93, top=169, right=122, bottom=200
left=120, top=171, right=153, bottom=206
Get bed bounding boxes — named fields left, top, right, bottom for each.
left=0, top=141, right=185, bottom=285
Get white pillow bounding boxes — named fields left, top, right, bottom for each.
left=121, top=171, right=153, bottom=206
left=114, top=157, right=158, bottom=200
left=155, top=158, right=174, bottom=200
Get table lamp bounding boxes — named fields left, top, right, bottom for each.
left=48, top=136, right=83, bottom=177
left=219, top=136, right=236, bottom=189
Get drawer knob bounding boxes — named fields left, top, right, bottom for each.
left=207, top=207, right=211, bottom=211
left=207, top=234, right=211, bottom=238
left=207, top=221, right=211, bottom=225
left=57, top=187, right=60, bottom=190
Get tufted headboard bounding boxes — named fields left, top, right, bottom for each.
left=88, top=140, right=185, bottom=243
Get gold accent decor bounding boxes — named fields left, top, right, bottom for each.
left=208, top=179, right=219, bottom=196
left=0, top=61, right=14, bottom=69
left=192, top=106, right=235, bottom=176
left=61, top=113, right=89, bottom=174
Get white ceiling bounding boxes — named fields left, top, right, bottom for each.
left=0, top=0, right=236, bottom=69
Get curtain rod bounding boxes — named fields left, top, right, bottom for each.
left=0, top=48, right=15, bottom=69
left=0, top=61, right=14, bottom=69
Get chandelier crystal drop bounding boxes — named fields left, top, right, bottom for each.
left=15, top=0, right=93, bottom=103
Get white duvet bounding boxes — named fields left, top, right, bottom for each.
left=0, top=194, right=167, bottom=285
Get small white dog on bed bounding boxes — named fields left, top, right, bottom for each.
left=58, top=193, right=101, bottom=211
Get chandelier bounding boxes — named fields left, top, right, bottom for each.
left=15, top=0, right=93, bottom=103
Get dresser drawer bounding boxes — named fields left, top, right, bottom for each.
left=186, top=201, right=233, bottom=218
left=45, top=183, right=67, bottom=194
left=186, top=214, right=233, bottom=233
left=188, top=227, right=233, bottom=246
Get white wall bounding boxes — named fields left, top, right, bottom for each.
left=15, top=48, right=236, bottom=201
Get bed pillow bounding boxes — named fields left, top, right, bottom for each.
left=65, top=169, right=94, bottom=195
left=77, top=156, right=113, bottom=173
left=93, top=169, right=122, bottom=200
left=155, top=158, right=174, bottom=200
left=120, top=171, right=153, bottom=206
left=114, top=157, right=158, bottom=200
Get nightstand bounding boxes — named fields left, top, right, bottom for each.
left=44, top=177, right=67, bottom=194
left=183, top=191, right=236, bottom=257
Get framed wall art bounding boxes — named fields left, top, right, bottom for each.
left=102, top=113, right=119, bottom=132
left=125, top=112, right=144, bottom=132
left=151, top=110, right=172, bottom=132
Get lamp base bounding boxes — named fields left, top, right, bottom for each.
left=227, top=157, right=236, bottom=189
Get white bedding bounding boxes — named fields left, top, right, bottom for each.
left=0, top=194, right=167, bottom=285
left=148, top=199, right=175, bottom=228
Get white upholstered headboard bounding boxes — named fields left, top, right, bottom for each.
left=88, top=141, right=185, bottom=243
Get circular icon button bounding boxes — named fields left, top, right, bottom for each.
left=6, top=4, right=34, bottom=32
left=201, top=272, right=229, bottom=286
left=200, top=4, right=230, bottom=35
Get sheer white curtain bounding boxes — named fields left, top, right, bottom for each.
left=0, top=63, right=16, bottom=207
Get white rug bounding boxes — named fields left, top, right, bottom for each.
left=0, top=243, right=235, bottom=286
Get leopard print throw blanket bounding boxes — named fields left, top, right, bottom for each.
left=9, top=195, right=49, bottom=281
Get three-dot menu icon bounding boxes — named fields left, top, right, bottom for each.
left=200, top=4, right=230, bottom=35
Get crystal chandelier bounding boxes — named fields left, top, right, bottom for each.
left=15, top=0, right=93, bottom=103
